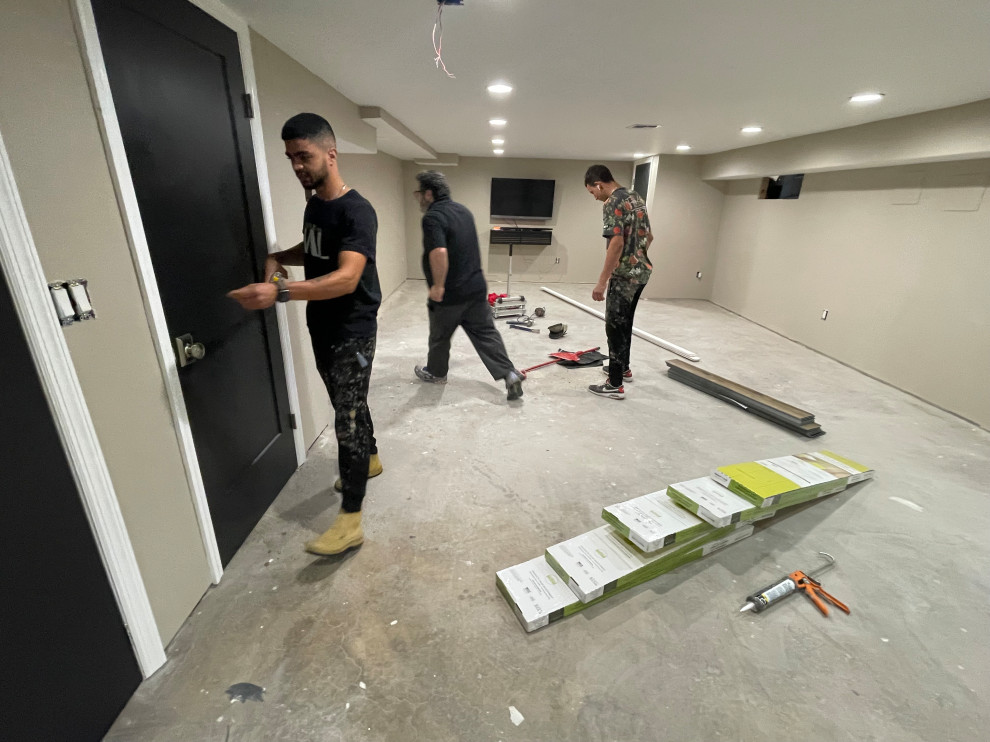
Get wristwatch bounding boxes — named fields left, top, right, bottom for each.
left=271, top=273, right=291, bottom=303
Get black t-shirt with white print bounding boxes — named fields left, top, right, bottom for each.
left=302, top=189, right=381, bottom=343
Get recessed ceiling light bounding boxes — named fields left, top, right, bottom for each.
left=849, top=92, right=884, bottom=103
left=491, top=138, right=505, bottom=145
left=489, top=118, right=507, bottom=127
left=487, top=82, right=513, bottom=94
left=741, top=126, right=763, bottom=134
left=633, top=153, right=647, bottom=158
left=676, top=144, right=692, bottom=151
left=493, top=149, right=504, bottom=155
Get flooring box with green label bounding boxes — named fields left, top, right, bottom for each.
left=496, top=555, right=585, bottom=632
left=545, top=522, right=753, bottom=603
left=601, top=488, right=713, bottom=552
left=498, top=526, right=753, bottom=632
left=711, top=451, right=874, bottom=510
left=666, top=476, right=782, bottom=528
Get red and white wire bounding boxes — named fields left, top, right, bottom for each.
left=433, top=1, right=455, bottom=78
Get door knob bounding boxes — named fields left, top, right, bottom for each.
left=174, top=333, right=206, bottom=367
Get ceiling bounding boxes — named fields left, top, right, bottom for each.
left=223, top=0, right=990, bottom=161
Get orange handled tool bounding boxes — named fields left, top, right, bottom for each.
left=789, top=570, right=850, bottom=616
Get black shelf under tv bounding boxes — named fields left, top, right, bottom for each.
left=489, top=227, right=552, bottom=245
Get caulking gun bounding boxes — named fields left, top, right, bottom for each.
left=739, top=552, right=850, bottom=617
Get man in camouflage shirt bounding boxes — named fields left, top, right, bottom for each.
left=584, top=164, right=653, bottom=400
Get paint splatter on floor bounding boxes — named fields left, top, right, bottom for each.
left=509, top=705, right=524, bottom=726
left=888, top=496, right=924, bottom=512
left=226, top=683, right=265, bottom=703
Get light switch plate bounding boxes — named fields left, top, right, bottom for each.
left=48, top=282, right=75, bottom=326
left=66, top=279, right=95, bottom=320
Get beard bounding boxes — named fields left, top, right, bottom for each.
left=298, top=166, right=328, bottom=190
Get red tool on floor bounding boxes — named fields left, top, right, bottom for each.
left=521, top=347, right=600, bottom=378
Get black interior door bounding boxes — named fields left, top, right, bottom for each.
left=92, top=0, right=297, bottom=564
left=634, top=161, right=651, bottom=201
left=0, top=269, right=142, bottom=741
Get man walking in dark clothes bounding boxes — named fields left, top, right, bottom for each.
left=412, top=170, right=525, bottom=401
left=228, top=113, right=381, bottom=555
left=584, top=164, right=654, bottom=400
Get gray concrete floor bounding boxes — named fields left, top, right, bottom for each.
left=106, top=280, right=989, bottom=742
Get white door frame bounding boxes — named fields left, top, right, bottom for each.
left=70, top=0, right=308, bottom=585
left=0, top=127, right=167, bottom=678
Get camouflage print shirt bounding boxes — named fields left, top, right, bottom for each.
left=602, top=187, right=653, bottom=284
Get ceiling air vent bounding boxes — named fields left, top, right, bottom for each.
left=626, top=124, right=661, bottom=129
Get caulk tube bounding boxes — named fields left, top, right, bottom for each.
left=740, top=576, right=797, bottom=613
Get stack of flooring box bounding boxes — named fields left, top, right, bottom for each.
left=665, top=359, right=825, bottom=437
left=496, top=450, right=873, bottom=632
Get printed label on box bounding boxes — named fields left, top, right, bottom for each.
left=807, top=451, right=860, bottom=477
left=671, top=477, right=755, bottom=523
left=815, top=483, right=847, bottom=498
left=758, top=455, right=839, bottom=487
left=711, top=469, right=731, bottom=487
left=496, top=555, right=581, bottom=632
left=702, top=524, right=754, bottom=555
left=603, top=489, right=706, bottom=550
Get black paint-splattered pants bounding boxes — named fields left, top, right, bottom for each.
left=604, top=279, right=646, bottom=387
left=312, top=336, right=377, bottom=513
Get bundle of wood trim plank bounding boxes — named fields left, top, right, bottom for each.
left=665, top=359, right=824, bottom=437
left=496, top=450, right=873, bottom=632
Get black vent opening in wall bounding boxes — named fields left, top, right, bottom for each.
left=490, top=178, right=555, bottom=220
left=759, top=174, right=804, bottom=199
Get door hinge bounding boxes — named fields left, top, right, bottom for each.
left=243, top=93, right=255, bottom=118
left=289, top=413, right=297, bottom=430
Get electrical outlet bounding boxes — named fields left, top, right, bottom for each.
left=696, top=271, right=703, bottom=279
left=821, top=309, right=829, bottom=320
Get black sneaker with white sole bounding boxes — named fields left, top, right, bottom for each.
left=588, top=382, right=625, bottom=400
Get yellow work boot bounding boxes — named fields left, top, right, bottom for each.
left=333, top=453, right=383, bottom=492
left=304, top=511, right=363, bottom=555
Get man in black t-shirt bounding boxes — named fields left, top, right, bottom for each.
left=229, top=113, right=381, bottom=556
left=412, top=170, right=524, bottom=401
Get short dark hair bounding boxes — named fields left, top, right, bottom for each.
left=281, top=113, right=336, bottom=145
left=416, top=170, right=451, bottom=200
left=584, top=165, right=614, bottom=186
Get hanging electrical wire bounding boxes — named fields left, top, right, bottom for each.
left=433, top=1, right=456, bottom=78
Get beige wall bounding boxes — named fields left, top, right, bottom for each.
left=402, top=157, right=628, bottom=289
left=401, top=156, right=725, bottom=300
left=701, top=99, right=990, bottom=181
left=711, top=159, right=990, bottom=427
left=645, top=155, right=726, bottom=299
left=250, top=31, right=409, bottom=447
left=0, top=0, right=211, bottom=643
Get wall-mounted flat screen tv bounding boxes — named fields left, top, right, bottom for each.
left=490, top=178, right=555, bottom=220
